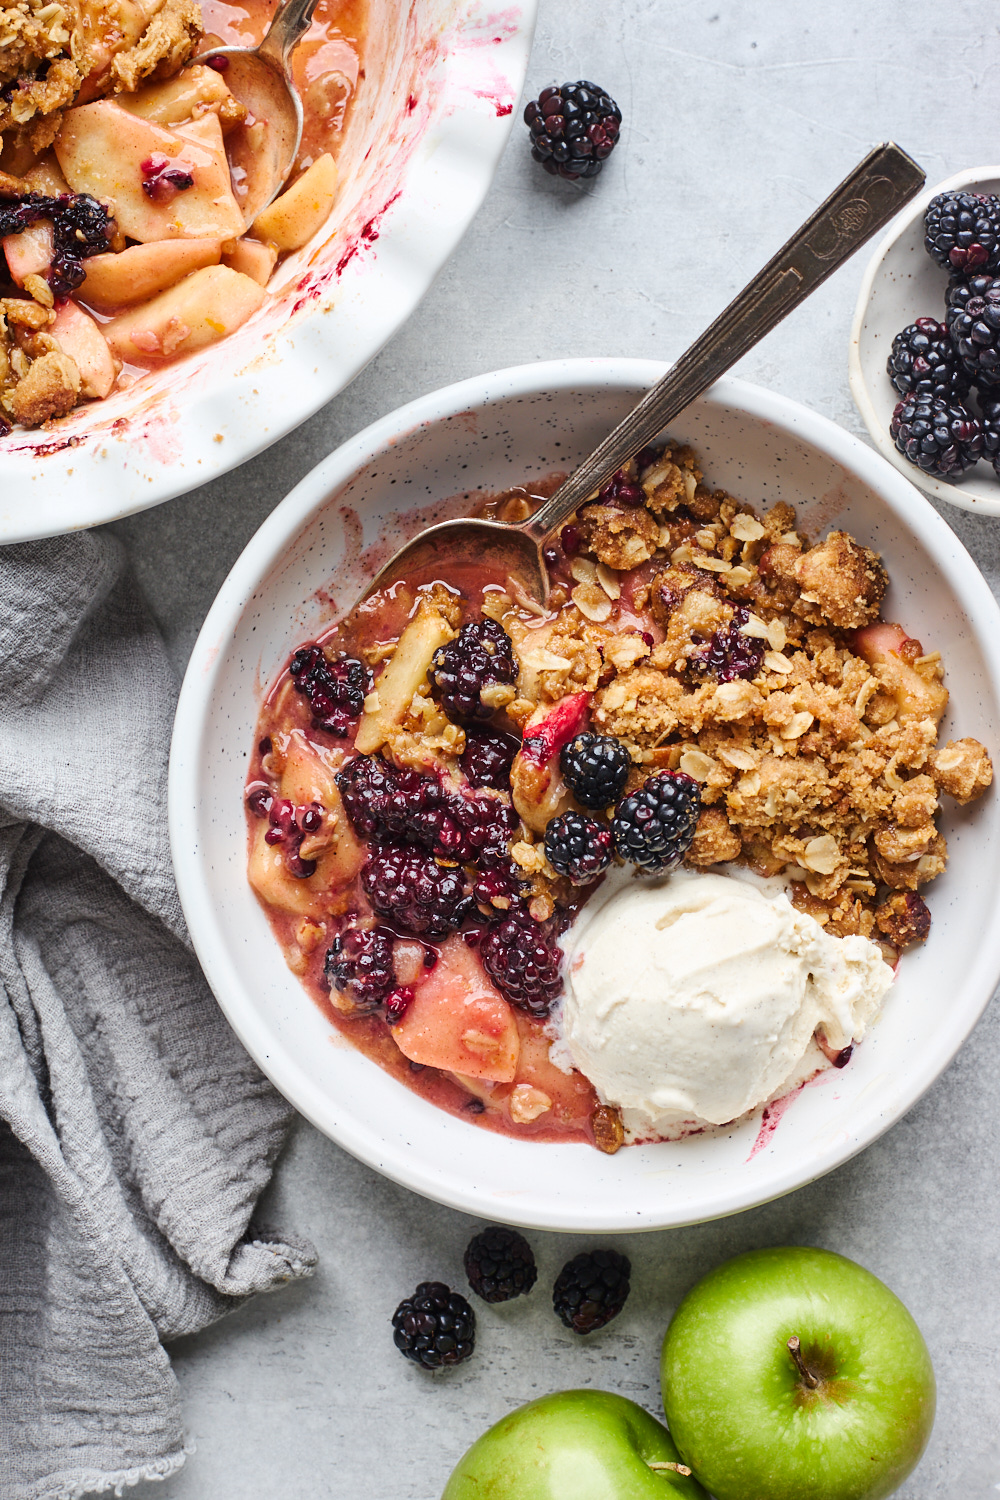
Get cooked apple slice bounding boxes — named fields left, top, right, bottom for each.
left=222, top=237, right=277, bottom=286
left=102, top=265, right=266, bottom=363
left=79, top=238, right=223, bottom=312
left=354, top=597, right=457, bottom=755
left=51, top=301, right=117, bottom=399
left=391, top=935, right=519, bottom=1082
left=55, top=100, right=245, bottom=243
left=3, top=220, right=54, bottom=285
left=251, top=153, right=338, bottom=252
left=854, top=621, right=948, bottom=725
left=117, top=65, right=240, bottom=129
left=24, top=152, right=71, bottom=195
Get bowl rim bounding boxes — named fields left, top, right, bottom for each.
left=170, top=358, right=1000, bottom=1231
left=848, top=163, right=1000, bottom=516
left=0, top=0, right=537, bottom=545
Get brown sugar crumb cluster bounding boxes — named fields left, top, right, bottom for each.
left=475, top=443, right=992, bottom=952
left=0, top=0, right=200, bottom=154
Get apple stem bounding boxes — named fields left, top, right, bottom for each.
left=647, top=1461, right=693, bottom=1477
left=787, top=1334, right=820, bottom=1389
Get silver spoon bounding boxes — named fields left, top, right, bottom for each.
left=201, top=0, right=319, bottom=228
left=349, top=142, right=925, bottom=612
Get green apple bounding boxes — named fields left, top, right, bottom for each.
left=661, top=1246, right=935, bottom=1500
left=441, top=1389, right=708, bottom=1499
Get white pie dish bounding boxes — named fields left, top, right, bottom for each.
left=170, top=359, right=1000, bottom=1232
left=849, top=164, right=1000, bottom=516
left=0, top=0, right=535, bottom=545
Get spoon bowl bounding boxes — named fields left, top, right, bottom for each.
left=201, top=0, right=319, bottom=227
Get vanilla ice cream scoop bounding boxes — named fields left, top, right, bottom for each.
left=561, top=869, right=893, bottom=1131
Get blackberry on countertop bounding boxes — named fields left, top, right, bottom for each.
left=890, top=394, right=983, bottom=479
left=429, top=618, right=517, bottom=722
left=464, top=1226, right=538, bottom=1304
left=560, top=731, right=631, bottom=808
left=949, top=277, right=1000, bottom=385
left=362, top=842, right=472, bottom=937
left=552, top=1249, right=631, bottom=1335
left=687, top=604, right=765, bottom=684
left=544, top=811, right=613, bottom=885
left=524, top=80, right=621, bottom=181
left=481, top=909, right=563, bottom=1017
left=612, top=770, right=701, bottom=872
left=290, top=644, right=370, bottom=737
left=391, top=1282, right=476, bottom=1370
left=460, top=729, right=518, bottom=790
left=886, top=318, right=970, bottom=402
left=924, top=190, right=1000, bottom=273
left=324, top=926, right=396, bottom=1015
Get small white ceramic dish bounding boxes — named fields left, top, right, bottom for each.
left=850, top=165, right=1000, bottom=516
left=0, top=0, right=535, bottom=546
left=170, top=360, right=1000, bottom=1232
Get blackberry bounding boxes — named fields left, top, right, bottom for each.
left=460, top=729, right=517, bottom=790
left=597, top=464, right=644, bottom=507
left=945, top=270, right=996, bottom=335
left=481, top=910, right=563, bottom=1017
left=612, top=770, right=701, bottom=872
left=0, top=191, right=114, bottom=299
left=949, top=277, right=1000, bottom=386
left=337, top=754, right=517, bottom=861
left=924, top=190, right=1000, bottom=273
left=472, top=839, right=529, bottom=914
left=289, top=644, right=370, bottom=736
left=886, top=318, right=970, bottom=401
left=391, top=1282, right=476, bottom=1370
left=524, top=80, right=621, bottom=180
left=362, top=842, right=472, bottom=937
left=978, top=393, right=1000, bottom=478
left=324, top=926, right=396, bottom=1014
left=559, top=731, right=631, bottom=808
left=687, top=604, right=765, bottom=683
left=464, top=1226, right=538, bottom=1303
left=429, top=618, right=517, bottom=722
left=544, top=811, right=613, bottom=885
left=889, top=394, right=983, bottom=479
left=552, top=1249, right=631, bottom=1335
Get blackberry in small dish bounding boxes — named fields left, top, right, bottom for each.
left=890, top=394, right=983, bottom=480
left=924, top=190, right=1000, bottom=273
left=948, top=277, right=1000, bottom=386
left=886, top=318, right=970, bottom=402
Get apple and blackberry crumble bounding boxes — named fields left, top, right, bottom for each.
left=246, top=442, right=993, bottom=1150
left=0, top=0, right=363, bottom=429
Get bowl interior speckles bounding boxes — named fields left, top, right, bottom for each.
left=0, top=0, right=536, bottom=544
left=849, top=165, right=1000, bottom=516
left=170, top=360, right=1000, bottom=1233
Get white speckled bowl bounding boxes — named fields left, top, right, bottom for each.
left=0, top=0, right=535, bottom=544
left=170, top=360, right=1000, bottom=1232
left=849, top=165, right=1000, bottom=515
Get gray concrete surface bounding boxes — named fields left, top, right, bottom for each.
left=116, top=2, right=1000, bottom=1494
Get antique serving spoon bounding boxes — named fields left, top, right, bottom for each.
left=349, top=142, right=925, bottom=611
left=201, top=0, right=319, bottom=226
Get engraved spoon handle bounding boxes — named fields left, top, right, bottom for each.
left=524, top=141, right=925, bottom=544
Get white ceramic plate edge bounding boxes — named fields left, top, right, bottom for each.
left=170, top=361, right=1000, bottom=1231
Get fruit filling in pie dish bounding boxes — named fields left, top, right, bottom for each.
left=0, top=0, right=362, bottom=430
left=245, top=442, right=993, bottom=1152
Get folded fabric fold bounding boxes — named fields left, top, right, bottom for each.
left=0, top=532, right=316, bottom=1500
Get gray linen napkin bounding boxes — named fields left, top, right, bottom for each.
left=0, top=531, right=317, bottom=1500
